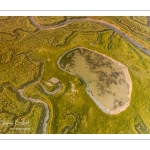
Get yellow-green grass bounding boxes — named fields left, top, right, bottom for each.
left=0, top=112, right=15, bottom=134
left=34, top=16, right=66, bottom=26
left=0, top=86, right=31, bottom=116
left=7, top=103, right=45, bottom=134
left=67, top=16, right=87, bottom=19
left=0, top=17, right=37, bottom=43
left=90, top=16, right=150, bottom=50
left=131, top=16, right=148, bottom=26
left=0, top=53, right=40, bottom=89
left=0, top=16, right=150, bottom=133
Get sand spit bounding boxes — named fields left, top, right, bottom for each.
left=57, top=47, right=132, bottom=115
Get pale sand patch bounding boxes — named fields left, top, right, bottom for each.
left=38, top=48, right=47, bottom=52
left=49, top=77, right=59, bottom=83
left=45, top=81, right=54, bottom=87
left=70, top=82, right=77, bottom=93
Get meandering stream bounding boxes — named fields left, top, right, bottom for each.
left=29, top=16, right=150, bottom=56
left=17, top=61, right=62, bottom=133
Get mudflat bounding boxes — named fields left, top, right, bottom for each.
left=58, top=47, right=132, bottom=114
